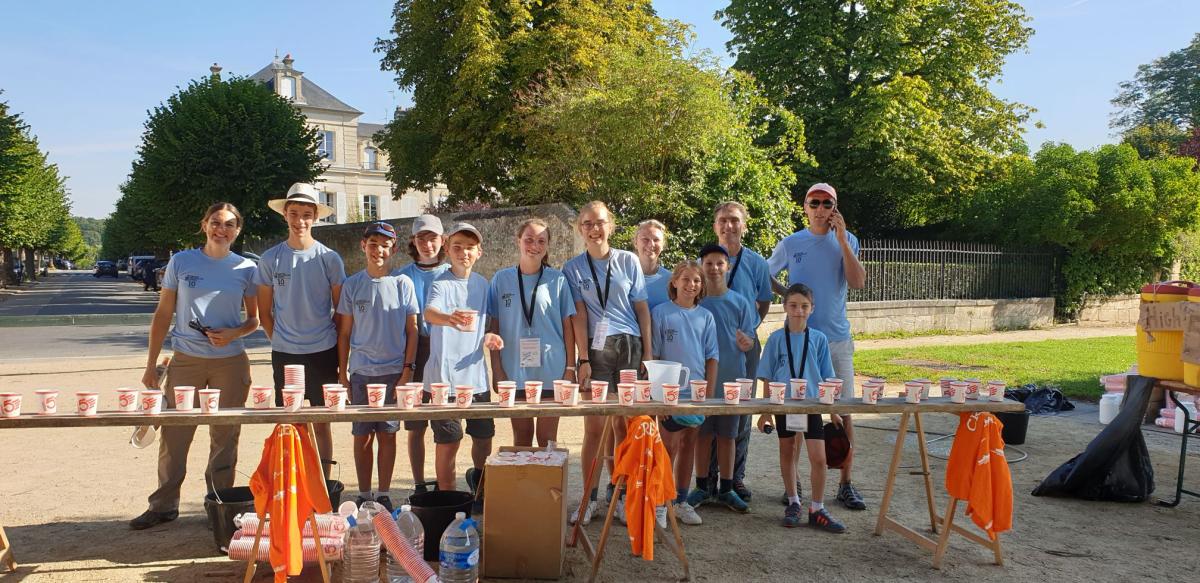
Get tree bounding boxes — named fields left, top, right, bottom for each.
left=0, top=130, right=71, bottom=284
left=1121, top=121, right=1191, bottom=160
left=0, top=92, right=32, bottom=192
left=514, top=38, right=807, bottom=259
left=719, top=0, right=1034, bottom=234
left=1111, top=33, right=1200, bottom=133
left=102, top=70, right=321, bottom=258
left=375, top=0, right=662, bottom=203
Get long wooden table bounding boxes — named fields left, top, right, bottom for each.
left=1153, top=380, right=1200, bottom=507
left=0, top=397, right=1021, bottom=575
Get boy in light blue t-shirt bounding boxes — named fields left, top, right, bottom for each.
left=335, top=221, right=419, bottom=513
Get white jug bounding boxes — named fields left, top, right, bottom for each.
left=643, top=360, right=690, bottom=401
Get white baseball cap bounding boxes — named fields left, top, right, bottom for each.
left=806, top=182, right=837, bottom=200
left=445, top=222, right=482, bottom=242
left=411, top=214, right=444, bottom=236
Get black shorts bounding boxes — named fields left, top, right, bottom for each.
left=660, top=417, right=688, bottom=433
left=775, top=414, right=825, bottom=440
left=430, top=393, right=496, bottom=444
left=271, top=346, right=339, bottom=407
left=403, top=336, right=433, bottom=431
left=588, top=333, right=643, bottom=386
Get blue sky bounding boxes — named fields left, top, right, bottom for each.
left=1, top=0, right=1197, bottom=218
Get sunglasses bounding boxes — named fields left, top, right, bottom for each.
left=363, top=222, right=397, bottom=236
left=806, top=199, right=836, bottom=209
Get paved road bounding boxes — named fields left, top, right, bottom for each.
left=0, top=271, right=158, bottom=317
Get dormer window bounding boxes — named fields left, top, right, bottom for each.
left=280, top=76, right=297, bottom=100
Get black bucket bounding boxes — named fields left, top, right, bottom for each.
left=408, top=490, right=474, bottom=561
left=996, top=410, right=1030, bottom=446
left=203, top=480, right=345, bottom=552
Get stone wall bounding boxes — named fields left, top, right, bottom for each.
left=1077, top=294, right=1139, bottom=326
left=759, top=297, right=1056, bottom=339
left=246, top=203, right=583, bottom=277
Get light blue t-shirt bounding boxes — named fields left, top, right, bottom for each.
left=425, top=270, right=490, bottom=393
left=644, top=266, right=672, bottom=310
left=162, top=249, right=257, bottom=359
left=563, top=249, right=647, bottom=338
left=394, top=261, right=450, bottom=337
left=254, top=241, right=347, bottom=354
left=758, top=325, right=835, bottom=398
left=725, top=247, right=774, bottom=305
left=336, top=270, right=420, bottom=377
left=488, top=266, right=577, bottom=386
left=651, top=301, right=718, bottom=399
left=767, top=229, right=860, bottom=342
left=698, top=289, right=760, bottom=384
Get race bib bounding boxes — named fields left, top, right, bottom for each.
left=785, top=414, right=807, bottom=433
left=591, top=317, right=610, bottom=351
left=519, top=337, right=542, bottom=368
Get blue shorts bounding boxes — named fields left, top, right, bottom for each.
left=350, top=372, right=401, bottom=436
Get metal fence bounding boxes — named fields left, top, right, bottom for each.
left=848, top=240, right=1057, bottom=302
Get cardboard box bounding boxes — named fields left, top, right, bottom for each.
left=482, top=446, right=569, bottom=579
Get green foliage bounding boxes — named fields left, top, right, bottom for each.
left=965, top=142, right=1200, bottom=318
left=0, top=92, right=33, bottom=192
left=513, top=38, right=805, bottom=261
left=101, top=73, right=320, bottom=259
left=719, top=0, right=1033, bottom=235
left=0, top=132, right=71, bottom=251
left=72, top=216, right=106, bottom=247
left=1111, top=32, right=1200, bottom=132
left=1120, top=121, right=1191, bottom=160
left=375, top=0, right=663, bottom=202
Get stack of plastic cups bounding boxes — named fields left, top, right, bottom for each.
left=284, top=364, right=305, bottom=392
left=235, top=512, right=350, bottom=537
left=372, top=512, right=437, bottom=583
left=619, top=369, right=638, bottom=384
left=227, top=532, right=343, bottom=562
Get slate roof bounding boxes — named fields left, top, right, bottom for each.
left=249, top=60, right=362, bottom=115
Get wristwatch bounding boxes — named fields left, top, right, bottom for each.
left=404, top=362, right=417, bottom=371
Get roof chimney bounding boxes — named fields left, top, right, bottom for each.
left=282, top=53, right=294, bottom=69
left=209, top=63, right=222, bottom=80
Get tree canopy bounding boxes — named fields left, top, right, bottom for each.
left=101, top=72, right=321, bottom=259
left=719, top=0, right=1034, bottom=235
left=1111, top=32, right=1200, bottom=133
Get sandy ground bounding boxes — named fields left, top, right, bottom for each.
left=0, top=351, right=1197, bottom=582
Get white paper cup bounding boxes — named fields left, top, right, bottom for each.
left=662, top=383, right=680, bottom=405
left=619, top=369, right=638, bottom=384
left=250, top=386, right=274, bottom=409
left=617, top=383, right=636, bottom=406
left=939, top=377, right=957, bottom=394
left=116, top=388, right=140, bottom=412
left=524, top=381, right=543, bottom=404
left=283, top=364, right=305, bottom=385
left=904, top=381, right=923, bottom=404
left=396, top=387, right=418, bottom=410
left=35, top=389, right=58, bottom=415
left=140, top=390, right=163, bottom=415
left=199, top=389, right=220, bottom=414
left=173, top=386, right=195, bottom=412
left=964, top=378, right=982, bottom=400
left=454, top=386, right=474, bottom=408
left=366, top=384, right=388, bottom=408
left=789, top=378, right=807, bottom=400
left=817, top=382, right=837, bottom=405
left=590, top=380, right=609, bottom=403
left=0, top=393, right=22, bottom=418
left=634, top=381, right=652, bottom=403
left=457, top=309, right=479, bottom=332
left=861, top=383, right=880, bottom=405
left=281, top=388, right=305, bottom=412
left=737, top=378, right=754, bottom=400
left=689, top=380, right=708, bottom=402
left=723, top=383, right=741, bottom=405
left=872, top=383, right=885, bottom=403
left=73, top=391, right=99, bottom=416
left=325, top=388, right=347, bottom=411
left=987, top=380, right=1007, bottom=402
left=949, top=381, right=968, bottom=404
left=430, top=383, right=450, bottom=406
left=767, top=382, right=786, bottom=405
left=562, top=384, right=580, bottom=406
left=824, top=378, right=844, bottom=401
left=497, top=386, right=516, bottom=408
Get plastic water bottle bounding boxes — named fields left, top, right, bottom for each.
left=438, top=512, right=479, bottom=583
left=387, top=505, right=426, bottom=583
left=343, top=508, right=380, bottom=583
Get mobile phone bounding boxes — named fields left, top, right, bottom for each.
left=188, top=319, right=211, bottom=336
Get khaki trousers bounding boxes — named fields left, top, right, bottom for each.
left=147, top=351, right=251, bottom=512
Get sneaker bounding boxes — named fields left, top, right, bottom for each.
left=782, top=502, right=803, bottom=528
left=673, top=501, right=702, bottom=526
left=465, top=467, right=483, bottom=496
left=655, top=505, right=667, bottom=530
left=733, top=480, right=752, bottom=502
left=413, top=481, right=430, bottom=495
left=614, top=498, right=627, bottom=525
left=569, top=500, right=600, bottom=526
left=781, top=482, right=804, bottom=506
left=375, top=495, right=395, bottom=514
left=717, top=490, right=750, bottom=514
left=685, top=488, right=713, bottom=509
left=836, top=482, right=867, bottom=510
left=354, top=494, right=372, bottom=507
left=808, top=507, right=847, bottom=533
left=129, top=509, right=178, bottom=530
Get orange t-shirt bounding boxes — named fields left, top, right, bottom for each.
left=611, top=415, right=676, bottom=560
left=249, top=424, right=332, bottom=581
left=945, top=412, right=1013, bottom=539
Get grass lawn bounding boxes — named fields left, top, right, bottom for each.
left=854, top=336, right=1135, bottom=400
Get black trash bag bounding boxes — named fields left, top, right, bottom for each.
left=1004, top=384, right=1075, bottom=415
left=1031, top=375, right=1156, bottom=502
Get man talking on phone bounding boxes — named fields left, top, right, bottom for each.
left=767, top=182, right=868, bottom=511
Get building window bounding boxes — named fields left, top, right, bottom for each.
left=363, top=147, right=377, bottom=170
left=363, top=195, right=379, bottom=221
left=319, top=191, right=337, bottom=224
left=280, top=76, right=296, bottom=99
left=317, top=131, right=335, bottom=160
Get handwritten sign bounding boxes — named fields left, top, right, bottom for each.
left=1138, top=302, right=1191, bottom=333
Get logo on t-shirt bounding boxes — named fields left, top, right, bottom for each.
left=580, top=278, right=592, bottom=291
left=273, top=272, right=290, bottom=287
left=792, top=251, right=807, bottom=265
left=355, top=299, right=370, bottom=313
left=664, top=328, right=678, bottom=343
left=182, top=274, right=202, bottom=288
left=502, top=292, right=514, bottom=308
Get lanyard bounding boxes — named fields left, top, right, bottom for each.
left=727, top=247, right=744, bottom=287
left=516, top=265, right=545, bottom=330
left=585, top=253, right=613, bottom=312
left=784, top=320, right=810, bottom=381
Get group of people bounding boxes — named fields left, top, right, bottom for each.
left=128, top=181, right=868, bottom=536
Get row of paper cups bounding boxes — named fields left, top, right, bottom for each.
left=0, top=388, right=213, bottom=418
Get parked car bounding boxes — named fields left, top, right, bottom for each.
left=116, top=259, right=128, bottom=271
left=94, top=261, right=119, bottom=278
left=129, top=255, right=156, bottom=280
